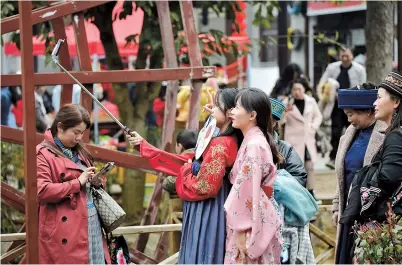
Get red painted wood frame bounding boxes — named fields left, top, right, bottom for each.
left=1, top=0, right=212, bottom=261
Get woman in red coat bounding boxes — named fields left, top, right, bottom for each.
left=36, top=104, right=111, bottom=264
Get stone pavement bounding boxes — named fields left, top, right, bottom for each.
left=314, top=154, right=337, bottom=203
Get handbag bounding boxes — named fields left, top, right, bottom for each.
left=274, top=169, right=318, bottom=226
left=41, top=140, right=126, bottom=233
left=91, top=187, right=126, bottom=233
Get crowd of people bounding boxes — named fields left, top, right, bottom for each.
left=2, top=47, right=400, bottom=264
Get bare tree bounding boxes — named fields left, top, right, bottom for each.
left=366, top=1, right=395, bottom=84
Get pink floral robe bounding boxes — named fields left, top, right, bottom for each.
left=224, top=126, right=282, bottom=264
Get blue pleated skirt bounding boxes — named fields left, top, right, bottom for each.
left=178, top=178, right=231, bottom=264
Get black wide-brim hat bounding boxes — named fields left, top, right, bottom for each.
left=379, top=71, right=402, bottom=98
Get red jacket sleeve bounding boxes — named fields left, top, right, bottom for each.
left=37, top=153, right=81, bottom=204
left=153, top=98, right=165, bottom=114
left=176, top=136, right=238, bottom=201
left=140, top=140, right=194, bottom=176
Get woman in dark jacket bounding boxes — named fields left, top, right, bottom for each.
left=269, top=98, right=316, bottom=264
left=271, top=97, right=307, bottom=187
left=332, top=84, right=387, bottom=264
left=340, top=71, right=402, bottom=262
left=361, top=72, right=402, bottom=218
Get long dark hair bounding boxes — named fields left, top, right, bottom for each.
left=385, top=90, right=402, bottom=134
left=271, top=63, right=303, bottom=98
left=236, top=88, right=283, bottom=164
left=215, top=88, right=243, bottom=147
left=50, top=104, right=93, bottom=162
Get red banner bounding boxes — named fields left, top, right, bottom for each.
left=307, top=1, right=366, bottom=16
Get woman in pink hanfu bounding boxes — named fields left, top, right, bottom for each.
left=225, top=88, right=283, bottom=264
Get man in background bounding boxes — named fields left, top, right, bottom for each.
left=317, top=48, right=366, bottom=169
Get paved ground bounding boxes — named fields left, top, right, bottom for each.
left=312, top=154, right=337, bottom=264
left=314, top=154, right=337, bottom=201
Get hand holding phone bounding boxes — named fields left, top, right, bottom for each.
left=285, top=97, right=294, bottom=112
left=90, top=162, right=115, bottom=188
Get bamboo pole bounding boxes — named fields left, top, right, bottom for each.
left=316, top=247, right=335, bottom=264
left=309, top=223, right=336, bottom=247
left=0, top=244, right=26, bottom=264
left=0, top=224, right=183, bottom=242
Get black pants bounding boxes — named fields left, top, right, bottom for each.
left=329, top=100, right=349, bottom=160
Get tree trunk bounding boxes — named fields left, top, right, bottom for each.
left=92, top=3, right=145, bottom=225
left=366, top=1, right=395, bottom=84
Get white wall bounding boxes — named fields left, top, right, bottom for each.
left=249, top=66, right=279, bottom=95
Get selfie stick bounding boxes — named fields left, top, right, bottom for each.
left=51, top=39, right=132, bottom=134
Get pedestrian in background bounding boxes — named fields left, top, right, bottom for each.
left=282, top=78, right=323, bottom=202
left=317, top=48, right=366, bottom=169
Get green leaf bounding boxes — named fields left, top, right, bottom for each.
left=170, top=12, right=180, bottom=24
left=376, top=247, right=383, bottom=257
left=210, top=5, right=221, bottom=17
left=202, top=57, right=210, bottom=66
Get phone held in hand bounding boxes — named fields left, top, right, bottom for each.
left=94, top=162, right=115, bottom=178
left=288, top=96, right=295, bottom=106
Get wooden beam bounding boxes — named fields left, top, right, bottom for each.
left=6, top=224, right=26, bottom=255
left=1, top=1, right=110, bottom=34
left=316, top=247, right=335, bottom=264
left=172, top=212, right=183, bottom=219
left=1, top=182, right=25, bottom=214
left=1, top=67, right=215, bottom=86
left=73, top=13, right=93, bottom=142
left=0, top=126, right=156, bottom=172
left=309, top=223, right=336, bottom=247
left=114, top=224, right=182, bottom=236
left=318, top=205, right=332, bottom=212
left=1, top=224, right=183, bottom=242
left=19, top=1, right=38, bottom=263
left=0, top=244, right=26, bottom=264
left=180, top=1, right=203, bottom=131
left=51, top=16, right=74, bottom=108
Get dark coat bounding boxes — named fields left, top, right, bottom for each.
left=340, top=128, right=402, bottom=225
left=275, top=133, right=307, bottom=188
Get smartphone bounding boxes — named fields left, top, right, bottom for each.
left=288, top=96, right=295, bottom=106
left=94, top=162, right=115, bottom=178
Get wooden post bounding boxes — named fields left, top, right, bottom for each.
left=73, top=13, right=94, bottom=142
left=180, top=0, right=203, bottom=131
left=135, top=0, right=182, bottom=255
left=19, top=1, right=39, bottom=263
left=277, top=1, right=289, bottom=74
left=51, top=17, right=73, bottom=107
left=157, top=0, right=180, bottom=152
